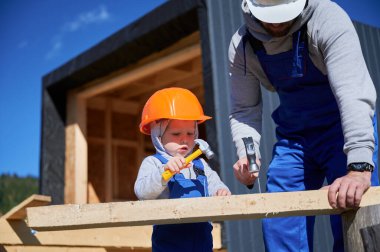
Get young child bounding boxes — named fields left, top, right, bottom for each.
left=135, top=87, right=231, bottom=252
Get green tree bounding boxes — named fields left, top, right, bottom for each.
left=0, top=173, right=38, bottom=215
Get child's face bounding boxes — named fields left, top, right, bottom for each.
left=161, top=120, right=196, bottom=157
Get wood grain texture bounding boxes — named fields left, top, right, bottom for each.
left=27, top=187, right=380, bottom=231
left=342, top=204, right=380, bottom=252
left=2, top=195, right=51, bottom=220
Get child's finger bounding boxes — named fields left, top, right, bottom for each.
left=173, top=158, right=183, bottom=168
left=167, top=163, right=180, bottom=173
left=216, top=189, right=230, bottom=196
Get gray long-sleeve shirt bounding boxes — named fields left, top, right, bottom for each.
left=134, top=156, right=230, bottom=200
left=229, top=0, right=376, bottom=166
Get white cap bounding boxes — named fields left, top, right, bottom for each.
left=246, top=0, right=306, bottom=23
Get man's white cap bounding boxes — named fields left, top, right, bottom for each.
left=246, top=0, right=307, bottom=23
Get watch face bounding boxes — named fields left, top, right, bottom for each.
left=348, top=162, right=374, bottom=172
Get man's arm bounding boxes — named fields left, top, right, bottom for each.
left=314, top=1, right=376, bottom=208
left=228, top=29, right=263, bottom=160
left=228, top=29, right=263, bottom=186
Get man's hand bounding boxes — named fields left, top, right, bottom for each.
left=327, top=171, right=371, bottom=209
left=232, top=157, right=260, bottom=186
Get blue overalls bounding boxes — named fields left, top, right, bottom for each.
left=151, top=154, right=213, bottom=252
left=245, top=25, right=379, bottom=252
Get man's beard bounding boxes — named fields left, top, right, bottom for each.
left=261, top=20, right=295, bottom=37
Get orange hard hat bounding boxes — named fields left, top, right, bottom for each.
left=140, top=87, right=212, bottom=135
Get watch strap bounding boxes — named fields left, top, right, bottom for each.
left=347, top=162, right=374, bottom=172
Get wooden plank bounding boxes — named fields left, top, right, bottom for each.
left=88, top=137, right=139, bottom=148
left=78, top=44, right=201, bottom=99
left=118, top=57, right=202, bottom=100
left=2, top=195, right=51, bottom=220
left=342, top=204, right=380, bottom=252
left=27, top=187, right=380, bottom=231
left=0, top=217, right=222, bottom=249
left=104, top=99, right=112, bottom=202
left=65, top=92, right=88, bottom=204
left=171, top=73, right=203, bottom=90
left=0, top=246, right=150, bottom=252
left=87, top=97, right=140, bottom=115
left=111, top=99, right=139, bottom=115
left=87, top=182, right=101, bottom=203
left=113, top=146, right=119, bottom=199
left=360, top=223, right=380, bottom=252
left=0, top=247, right=109, bottom=252
left=0, top=219, right=150, bottom=247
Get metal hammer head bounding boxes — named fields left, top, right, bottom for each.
left=194, top=139, right=215, bottom=159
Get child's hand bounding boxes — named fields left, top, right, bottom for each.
left=215, top=189, right=231, bottom=196
left=165, top=156, right=189, bottom=174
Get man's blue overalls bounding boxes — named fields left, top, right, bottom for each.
left=245, top=25, right=379, bottom=252
left=151, top=154, right=213, bottom=252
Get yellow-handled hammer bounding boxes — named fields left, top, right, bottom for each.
left=161, top=139, right=215, bottom=181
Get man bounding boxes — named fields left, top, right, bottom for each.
left=228, top=0, right=379, bottom=251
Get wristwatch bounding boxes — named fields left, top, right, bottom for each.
left=347, top=162, right=374, bottom=172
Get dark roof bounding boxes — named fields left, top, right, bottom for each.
left=42, top=0, right=201, bottom=120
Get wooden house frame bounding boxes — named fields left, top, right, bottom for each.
left=40, top=1, right=226, bottom=250
left=41, top=0, right=217, bottom=205
left=39, top=0, right=380, bottom=251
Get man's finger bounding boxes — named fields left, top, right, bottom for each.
left=233, top=164, right=255, bottom=185
left=233, top=166, right=244, bottom=181
left=233, top=163, right=239, bottom=172
left=353, top=185, right=365, bottom=208
left=337, top=181, right=349, bottom=209
left=345, top=184, right=357, bottom=208
left=328, top=180, right=341, bottom=208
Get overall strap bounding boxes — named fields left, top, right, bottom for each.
left=192, top=158, right=205, bottom=177
left=153, top=153, right=168, bottom=164
left=292, top=23, right=308, bottom=78
left=244, top=23, right=308, bottom=78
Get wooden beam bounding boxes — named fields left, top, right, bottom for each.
left=0, top=218, right=151, bottom=247
left=118, top=61, right=202, bottom=100
left=342, top=204, right=380, bottom=252
left=360, top=223, right=380, bottom=252
left=126, top=72, right=203, bottom=105
left=0, top=246, right=150, bottom=252
left=27, top=187, right=380, bottom=231
left=87, top=97, right=140, bottom=115
left=65, top=92, right=88, bottom=204
left=78, top=44, right=201, bottom=99
left=104, top=98, right=112, bottom=202
left=2, top=195, right=51, bottom=220
left=0, top=217, right=221, bottom=249
left=171, top=73, right=203, bottom=90
left=88, top=137, right=139, bottom=148
left=0, top=247, right=110, bottom=252
left=154, top=67, right=197, bottom=85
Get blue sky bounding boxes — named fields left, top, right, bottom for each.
left=0, top=1, right=379, bottom=178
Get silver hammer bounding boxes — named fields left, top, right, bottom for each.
left=161, top=139, right=214, bottom=181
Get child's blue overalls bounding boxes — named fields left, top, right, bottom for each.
left=151, top=154, right=213, bottom=252
left=245, top=25, right=379, bottom=252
